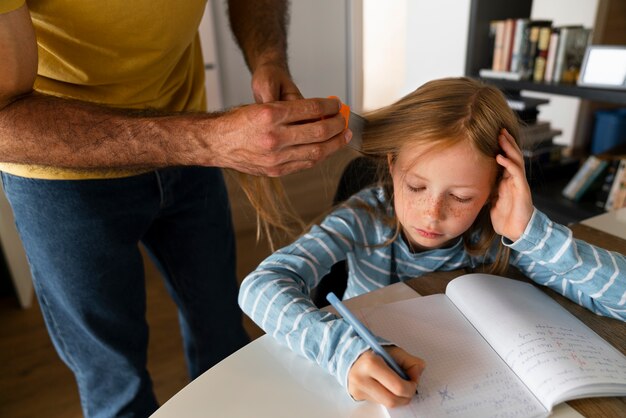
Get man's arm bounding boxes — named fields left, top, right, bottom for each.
left=0, top=2, right=37, bottom=109
left=227, top=0, right=302, bottom=103
left=0, top=3, right=348, bottom=176
left=227, top=0, right=289, bottom=73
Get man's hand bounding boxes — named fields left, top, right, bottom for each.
left=348, top=346, right=425, bottom=409
left=205, top=97, right=350, bottom=177
left=251, top=60, right=302, bottom=103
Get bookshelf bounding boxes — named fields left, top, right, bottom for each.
left=481, top=78, right=626, bottom=105
left=465, top=0, right=626, bottom=225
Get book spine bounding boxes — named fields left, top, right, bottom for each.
left=479, top=69, right=523, bottom=81
left=492, top=20, right=506, bottom=71
left=525, top=25, right=541, bottom=80
left=553, top=27, right=572, bottom=84
left=533, top=26, right=552, bottom=82
left=595, top=160, right=621, bottom=209
left=562, top=156, right=602, bottom=200
left=502, top=19, right=516, bottom=71
left=573, top=160, right=609, bottom=201
left=510, top=19, right=528, bottom=73
left=561, top=28, right=592, bottom=84
left=544, top=29, right=560, bottom=83
left=605, top=159, right=626, bottom=211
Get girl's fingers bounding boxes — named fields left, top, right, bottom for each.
left=498, top=130, right=525, bottom=170
left=348, top=350, right=417, bottom=408
left=360, top=377, right=414, bottom=409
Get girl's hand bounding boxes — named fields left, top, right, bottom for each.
left=490, top=129, right=534, bottom=242
left=348, top=346, right=425, bottom=408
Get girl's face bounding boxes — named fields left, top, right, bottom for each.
left=389, top=140, right=496, bottom=251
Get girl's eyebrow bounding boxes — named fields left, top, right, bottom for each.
left=404, top=173, right=482, bottom=190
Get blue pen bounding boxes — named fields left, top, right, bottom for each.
left=326, top=292, right=410, bottom=381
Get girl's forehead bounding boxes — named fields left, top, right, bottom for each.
left=397, top=140, right=485, bottom=166
left=395, top=140, right=497, bottom=186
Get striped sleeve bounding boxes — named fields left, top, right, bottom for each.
left=507, top=209, right=626, bottom=321
left=238, top=200, right=383, bottom=390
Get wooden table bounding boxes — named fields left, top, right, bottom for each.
left=406, top=223, right=626, bottom=418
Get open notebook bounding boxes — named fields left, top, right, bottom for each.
left=356, top=274, right=626, bottom=418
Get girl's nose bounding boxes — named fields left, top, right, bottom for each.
left=425, top=196, right=445, bottom=221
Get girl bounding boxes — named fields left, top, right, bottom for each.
left=238, top=77, right=626, bottom=408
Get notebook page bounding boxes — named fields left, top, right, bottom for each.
left=357, top=294, right=546, bottom=418
left=446, top=274, right=626, bottom=409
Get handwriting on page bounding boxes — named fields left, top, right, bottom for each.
left=359, top=296, right=546, bottom=418
left=392, top=369, right=545, bottom=418
left=504, top=323, right=626, bottom=403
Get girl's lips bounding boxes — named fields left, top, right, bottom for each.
left=415, top=228, right=442, bottom=239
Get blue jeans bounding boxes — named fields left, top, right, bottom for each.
left=1, top=167, right=249, bottom=417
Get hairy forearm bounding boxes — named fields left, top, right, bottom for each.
left=227, top=0, right=289, bottom=71
left=0, top=92, right=213, bottom=170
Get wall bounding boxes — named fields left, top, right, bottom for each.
left=209, top=0, right=359, bottom=233
left=527, top=0, right=599, bottom=148
left=210, top=0, right=353, bottom=107
left=362, top=0, right=602, bottom=150
left=362, top=0, right=471, bottom=110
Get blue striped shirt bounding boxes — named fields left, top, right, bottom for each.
left=239, top=186, right=626, bottom=390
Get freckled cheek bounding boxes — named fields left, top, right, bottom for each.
left=447, top=205, right=473, bottom=218
left=448, top=204, right=484, bottom=232
left=406, top=195, right=430, bottom=214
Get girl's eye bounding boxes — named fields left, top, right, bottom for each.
left=451, top=194, right=472, bottom=203
left=407, top=185, right=425, bottom=193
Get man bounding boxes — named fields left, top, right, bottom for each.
left=0, top=0, right=350, bottom=416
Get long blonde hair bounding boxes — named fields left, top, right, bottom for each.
left=234, top=173, right=304, bottom=251
left=360, top=77, right=521, bottom=274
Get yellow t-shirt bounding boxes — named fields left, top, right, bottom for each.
left=0, top=0, right=208, bottom=179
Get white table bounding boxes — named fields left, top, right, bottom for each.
left=581, top=207, right=626, bottom=240
left=151, top=281, right=583, bottom=418
left=151, top=282, right=417, bottom=418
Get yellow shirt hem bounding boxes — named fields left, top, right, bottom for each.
left=0, top=0, right=24, bottom=14
left=0, top=163, right=152, bottom=180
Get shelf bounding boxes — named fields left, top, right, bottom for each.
left=478, top=77, right=626, bottom=105
left=531, top=176, right=605, bottom=225
left=526, top=159, right=606, bottom=225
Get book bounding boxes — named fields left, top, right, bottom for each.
left=520, top=20, right=552, bottom=80
left=523, top=142, right=565, bottom=165
left=562, top=156, right=610, bottom=201
left=553, top=26, right=592, bottom=84
left=506, top=96, right=550, bottom=111
left=479, top=68, right=522, bottom=81
left=515, top=108, right=541, bottom=124
left=491, top=20, right=506, bottom=72
left=510, top=18, right=529, bottom=73
left=605, top=159, right=626, bottom=211
left=355, top=274, right=626, bottom=418
left=521, top=129, right=563, bottom=158
left=544, top=28, right=560, bottom=83
left=532, top=25, right=553, bottom=82
left=595, top=159, right=622, bottom=209
left=501, top=19, right=516, bottom=71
